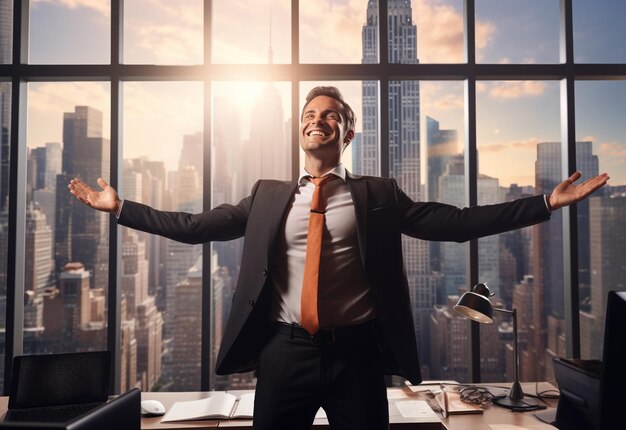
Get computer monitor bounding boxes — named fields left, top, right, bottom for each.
left=553, top=290, right=626, bottom=430
left=598, top=290, right=626, bottom=429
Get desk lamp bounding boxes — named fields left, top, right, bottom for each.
left=453, top=282, right=540, bottom=411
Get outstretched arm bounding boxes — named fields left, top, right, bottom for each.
left=68, top=177, right=122, bottom=214
left=548, top=171, right=609, bottom=211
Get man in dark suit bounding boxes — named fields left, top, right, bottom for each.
left=69, top=86, right=608, bottom=430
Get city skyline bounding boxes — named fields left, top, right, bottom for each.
left=19, top=0, right=626, bottom=186
left=2, top=0, right=625, bottom=390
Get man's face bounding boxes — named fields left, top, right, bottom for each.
left=300, top=95, right=354, bottom=157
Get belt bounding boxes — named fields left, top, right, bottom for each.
left=272, top=321, right=376, bottom=345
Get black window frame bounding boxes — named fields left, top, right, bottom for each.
left=1, top=0, right=625, bottom=393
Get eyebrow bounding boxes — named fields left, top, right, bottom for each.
left=302, top=108, right=342, bottom=120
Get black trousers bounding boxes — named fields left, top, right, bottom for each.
left=252, top=322, right=389, bottom=430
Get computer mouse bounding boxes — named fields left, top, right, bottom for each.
left=140, top=399, right=166, bottom=417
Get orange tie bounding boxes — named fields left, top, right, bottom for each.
left=301, top=175, right=338, bottom=335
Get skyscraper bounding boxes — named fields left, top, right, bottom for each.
left=25, top=204, right=53, bottom=295
left=358, top=0, right=435, bottom=374
left=532, top=141, right=599, bottom=380
left=426, top=116, right=459, bottom=273
left=170, top=256, right=202, bottom=390
left=54, top=106, right=110, bottom=290
left=439, top=155, right=502, bottom=296
left=581, top=194, right=626, bottom=359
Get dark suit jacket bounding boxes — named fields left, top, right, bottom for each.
left=117, top=172, right=551, bottom=384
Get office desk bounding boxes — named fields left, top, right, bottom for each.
left=0, top=383, right=557, bottom=430
left=440, top=382, right=558, bottom=430
left=139, top=382, right=558, bottom=429
left=139, top=388, right=443, bottom=429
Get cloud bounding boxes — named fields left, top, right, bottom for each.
left=32, top=0, right=110, bottom=17
left=124, top=0, right=203, bottom=64
left=299, top=0, right=364, bottom=62
left=212, top=0, right=292, bottom=63
left=489, top=81, right=547, bottom=99
left=413, top=0, right=495, bottom=63
left=479, top=138, right=540, bottom=153
left=422, top=85, right=464, bottom=111
left=599, top=142, right=626, bottom=157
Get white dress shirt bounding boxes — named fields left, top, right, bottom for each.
left=269, top=164, right=375, bottom=328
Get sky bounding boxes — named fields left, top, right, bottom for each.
left=21, top=0, right=626, bottom=186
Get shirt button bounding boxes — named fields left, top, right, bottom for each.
left=262, top=269, right=268, bottom=277
left=248, top=299, right=255, bottom=307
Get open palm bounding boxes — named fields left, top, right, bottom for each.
left=549, top=171, right=609, bottom=210
left=68, top=177, right=121, bottom=214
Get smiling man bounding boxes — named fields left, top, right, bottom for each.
left=69, top=86, right=608, bottom=430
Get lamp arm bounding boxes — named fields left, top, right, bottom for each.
left=493, top=307, right=522, bottom=401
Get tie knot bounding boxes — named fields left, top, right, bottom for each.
left=309, top=175, right=339, bottom=187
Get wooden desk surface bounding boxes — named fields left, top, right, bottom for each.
left=440, top=382, right=558, bottom=430
left=139, top=382, right=558, bottom=429
left=140, top=388, right=444, bottom=429
left=0, top=382, right=557, bottom=430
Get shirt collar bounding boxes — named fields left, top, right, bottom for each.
left=298, top=164, right=346, bottom=184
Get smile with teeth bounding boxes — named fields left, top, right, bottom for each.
left=307, top=129, right=329, bottom=137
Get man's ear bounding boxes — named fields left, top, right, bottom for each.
left=343, top=130, right=355, bottom=148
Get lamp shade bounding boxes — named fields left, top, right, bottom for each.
left=453, top=282, right=494, bottom=323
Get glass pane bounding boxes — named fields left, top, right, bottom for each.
left=25, top=82, right=110, bottom=356
left=299, top=81, right=372, bottom=176
left=0, top=81, right=9, bottom=387
left=413, top=0, right=464, bottom=64
left=300, top=0, right=372, bottom=64
left=420, top=82, right=468, bottom=382
left=476, top=80, right=561, bottom=384
left=29, top=0, right=110, bottom=64
left=212, top=0, right=290, bottom=64
left=576, top=81, right=626, bottom=360
left=123, top=0, right=203, bottom=65
left=123, top=81, right=202, bottom=391
left=211, top=81, right=291, bottom=389
left=573, top=0, right=626, bottom=63
left=475, top=0, right=559, bottom=64
left=1, top=0, right=12, bottom=64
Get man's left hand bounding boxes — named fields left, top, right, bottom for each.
left=549, top=171, right=609, bottom=210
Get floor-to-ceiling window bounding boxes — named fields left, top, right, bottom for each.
left=1, top=0, right=624, bottom=393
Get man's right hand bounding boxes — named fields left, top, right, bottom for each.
left=68, top=177, right=121, bottom=215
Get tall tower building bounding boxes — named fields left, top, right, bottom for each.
left=136, top=295, right=163, bottom=391
left=580, top=194, right=626, bottom=359
left=121, top=229, right=149, bottom=319
left=426, top=117, right=459, bottom=273
left=426, top=117, right=458, bottom=202
left=170, top=256, right=202, bottom=391
left=126, top=158, right=167, bottom=298
left=25, top=204, right=53, bottom=295
left=54, top=106, right=110, bottom=289
left=439, top=155, right=501, bottom=296
left=358, top=0, right=435, bottom=373
left=532, top=141, right=599, bottom=380
left=179, top=132, right=203, bottom=176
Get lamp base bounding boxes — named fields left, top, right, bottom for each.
left=492, top=394, right=541, bottom=411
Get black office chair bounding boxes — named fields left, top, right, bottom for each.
left=0, top=388, right=141, bottom=430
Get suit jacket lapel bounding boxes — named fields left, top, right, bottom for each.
left=261, top=180, right=298, bottom=259
left=346, top=171, right=368, bottom=269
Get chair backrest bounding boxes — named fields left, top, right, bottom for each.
left=67, top=388, right=141, bottom=430
left=0, top=389, right=141, bottom=430
left=9, top=352, right=111, bottom=409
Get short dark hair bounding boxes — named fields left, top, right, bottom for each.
left=301, top=86, right=356, bottom=132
